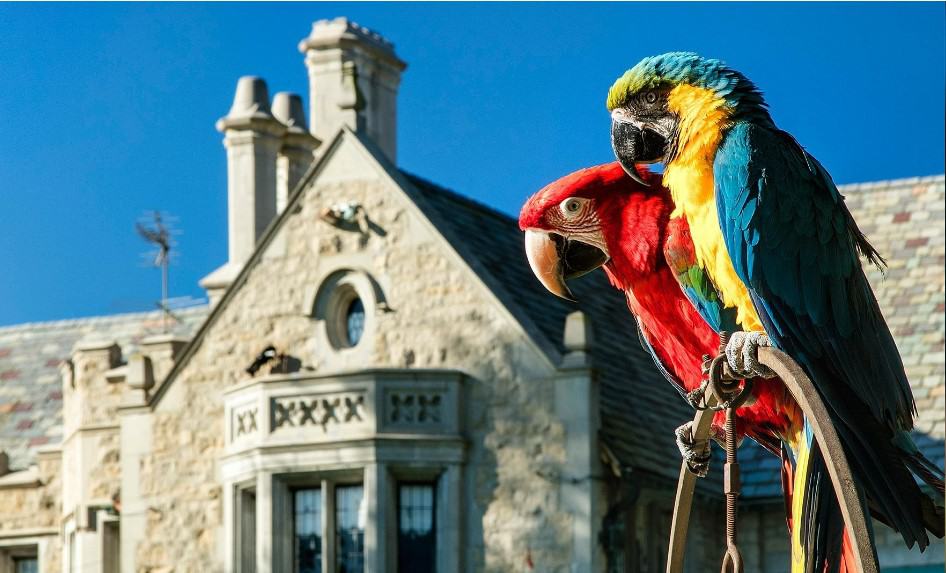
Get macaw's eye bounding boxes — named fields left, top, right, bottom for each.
left=643, top=91, right=658, bottom=105
left=560, top=198, right=585, bottom=217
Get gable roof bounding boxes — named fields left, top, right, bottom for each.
left=0, top=306, right=207, bottom=469
left=144, top=127, right=698, bottom=484
left=405, top=172, right=704, bottom=484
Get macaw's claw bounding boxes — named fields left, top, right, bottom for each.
left=700, top=354, right=712, bottom=375
left=686, top=379, right=708, bottom=410
left=725, top=331, right=776, bottom=379
left=675, top=421, right=710, bottom=477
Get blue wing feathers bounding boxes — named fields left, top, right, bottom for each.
left=716, top=122, right=940, bottom=550
left=715, top=122, right=914, bottom=424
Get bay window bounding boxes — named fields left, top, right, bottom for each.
left=222, top=368, right=465, bottom=573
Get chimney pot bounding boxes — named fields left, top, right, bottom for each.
left=272, top=92, right=309, bottom=133
left=273, top=92, right=319, bottom=213
left=227, top=76, right=274, bottom=120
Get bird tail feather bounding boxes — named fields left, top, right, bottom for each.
left=786, top=418, right=873, bottom=573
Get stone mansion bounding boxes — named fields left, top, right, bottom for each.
left=0, top=16, right=942, bottom=573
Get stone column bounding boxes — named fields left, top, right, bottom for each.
left=438, top=464, right=463, bottom=573
left=321, top=480, right=336, bottom=573
left=363, top=463, right=389, bottom=572
left=117, top=393, right=152, bottom=573
left=555, top=311, right=604, bottom=572
left=255, top=471, right=274, bottom=573
left=222, top=481, right=236, bottom=573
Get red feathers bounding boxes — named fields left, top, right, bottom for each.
left=521, top=163, right=797, bottom=442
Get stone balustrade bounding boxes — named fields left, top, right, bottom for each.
left=224, top=368, right=465, bottom=454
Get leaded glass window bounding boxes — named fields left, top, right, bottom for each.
left=336, top=485, right=365, bottom=573
left=14, top=558, right=38, bottom=573
left=345, top=298, right=365, bottom=346
left=294, top=488, right=322, bottom=573
left=397, top=483, right=436, bottom=573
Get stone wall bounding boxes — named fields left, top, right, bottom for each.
left=0, top=450, right=62, bottom=573
left=844, top=176, right=946, bottom=440
left=136, top=157, right=573, bottom=571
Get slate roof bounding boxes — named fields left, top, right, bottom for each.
left=405, top=171, right=706, bottom=486
left=0, top=306, right=208, bottom=470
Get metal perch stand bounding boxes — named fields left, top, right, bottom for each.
left=665, top=346, right=879, bottom=573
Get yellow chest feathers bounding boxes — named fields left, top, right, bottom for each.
left=663, top=84, right=763, bottom=332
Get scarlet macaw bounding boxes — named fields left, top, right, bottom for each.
left=519, top=162, right=799, bottom=453
left=519, top=163, right=862, bottom=570
left=605, top=52, right=943, bottom=568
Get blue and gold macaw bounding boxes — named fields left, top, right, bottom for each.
left=606, top=52, right=943, bottom=572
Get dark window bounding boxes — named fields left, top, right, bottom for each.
left=335, top=485, right=365, bottom=573
left=602, top=513, right=626, bottom=573
left=345, top=298, right=365, bottom=346
left=14, top=557, right=38, bottom=573
left=397, top=483, right=436, bottom=573
left=294, top=488, right=322, bottom=573
left=239, top=488, right=257, bottom=573
left=103, top=521, right=120, bottom=573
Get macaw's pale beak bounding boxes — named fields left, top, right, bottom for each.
left=524, top=230, right=609, bottom=302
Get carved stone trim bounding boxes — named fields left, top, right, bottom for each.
left=270, top=392, right=366, bottom=432
left=386, top=391, right=443, bottom=426
left=231, top=404, right=259, bottom=440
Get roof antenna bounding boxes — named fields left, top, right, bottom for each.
left=136, top=211, right=178, bottom=333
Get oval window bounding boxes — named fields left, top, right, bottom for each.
left=345, top=297, right=365, bottom=347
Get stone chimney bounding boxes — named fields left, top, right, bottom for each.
left=272, top=92, right=319, bottom=212
left=200, top=76, right=286, bottom=303
left=299, top=18, right=407, bottom=163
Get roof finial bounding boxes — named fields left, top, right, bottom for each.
left=562, top=311, right=593, bottom=368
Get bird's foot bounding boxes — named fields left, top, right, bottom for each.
left=725, top=331, right=776, bottom=379
left=675, top=421, right=711, bottom=477
left=686, top=378, right=709, bottom=410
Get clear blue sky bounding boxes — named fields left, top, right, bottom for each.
left=1, top=3, right=943, bottom=326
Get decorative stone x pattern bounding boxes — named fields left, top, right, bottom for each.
left=271, top=393, right=366, bottom=431
left=232, top=406, right=259, bottom=438
left=388, top=392, right=442, bottom=425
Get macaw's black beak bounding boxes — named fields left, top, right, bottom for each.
left=611, top=114, right=667, bottom=186
left=524, top=230, right=609, bottom=302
